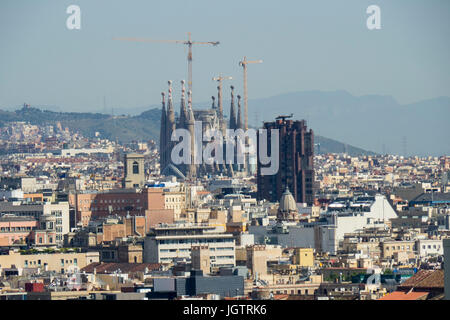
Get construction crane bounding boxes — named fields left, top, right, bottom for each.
left=239, top=56, right=263, bottom=131
left=212, top=75, right=232, bottom=126
left=114, top=32, right=220, bottom=100
left=276, top=114, right=293, bottom=122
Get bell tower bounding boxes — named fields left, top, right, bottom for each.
left=123, top=153, right=145, bottom=188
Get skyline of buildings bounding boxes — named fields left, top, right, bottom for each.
left=0, top=107, right=448, bottom=301
left=0, top=3, right=448, bottom=302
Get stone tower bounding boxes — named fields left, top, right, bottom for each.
left=123, top=153, right=145, bottom=188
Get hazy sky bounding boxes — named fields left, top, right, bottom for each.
left=1, top=0, right=449, bottom=112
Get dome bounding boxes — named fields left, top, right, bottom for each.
left=278, top=187, right=298, bottom=220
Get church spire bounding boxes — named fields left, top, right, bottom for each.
left=186, top=90, right=196, bottom=179
left=179, top=80, right=187, bottom=128
left=167, top=80, right=174, bottom=116
left=159, top=92, right=167, bottom=172
left=166, top=81, right=176, bottom=167
left=237, top=94, right=243, bottom=129
left=187, top=90, right=195, bottom=123
left=218, top=85, right=226, bottom=135
left=229, top=85, right=236, bottom=130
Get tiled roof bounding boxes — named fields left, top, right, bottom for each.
left=273, top=294, right=289, bottom=300
left=412, top=192, right=450, bottom=202
left=378, top=291, right=429, bottom=300
left=80, top=262, right=161, bottom=274
left=286, top=295, right=315, bottom=300
left=397, top=269, right=444, bottom=290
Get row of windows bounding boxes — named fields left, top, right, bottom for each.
left=38, top=236, right=53, bottom=244
left=159, top=238, right=234, bottom=245
left=88, top=206, right=140, bottom=211
left=386, top=244, right=442, bottom=251
left=6, top=212, right=40, bottom=217
left=0, top=226, right=33, bottom=232
left=275, top=289, right=317, bottom=295
left=214, top=247, right=234, bottom=251
left=50, top=210, right=62, bottom=217
left=213, top=256, right=234, bottom=260
left=61, top=258, right=78, bottom=266
left=385, top=245, right=411, bottom=251
left=160, top=249, right=190, bottom=253
left=24, top=260, right=44, bottom=267
left=165, top=197, right=184, bottom=203
left=166, top=205, right=183, bottom=210
left=422, top=244, right=440, bottom=250
left=159, top=248, right=233, bottom=253
left=80, top=198, right=141, bottom=205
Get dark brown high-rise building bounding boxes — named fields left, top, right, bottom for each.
left=257, top=116, right=315, bottom=205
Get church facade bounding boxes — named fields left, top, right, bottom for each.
left=159, top=80, right=245, bottom=179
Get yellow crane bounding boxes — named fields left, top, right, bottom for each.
left=114, top=32, right=219, bottom=100
left=239, top=56, right=262, bottom=131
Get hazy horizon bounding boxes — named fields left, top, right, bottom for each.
left=1, top=89, right=448, bottom=115
left=1, top=0, right=450, bottom=112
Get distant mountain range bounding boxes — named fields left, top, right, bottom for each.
left=0, top=106, right=375, bottom=156
left=245, top=91, right=449, bottom=157
left=2, top=90, right=447, bottom=156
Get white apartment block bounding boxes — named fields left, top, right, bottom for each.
left=416, top=239, right=444, bottom=257
left=144, top=224, right=235, bottom=267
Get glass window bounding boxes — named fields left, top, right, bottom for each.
left=133, top=161, right=139, bottom=174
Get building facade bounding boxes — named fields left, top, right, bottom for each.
left=159, top=81, right=244, bottom=179
left=123, top=153, right=145, bottom=188
left=144, top=224, right=235, bottom=267
left=0, top=250, right=100, bottom=274
left=257, top=117, right=314, bottom=205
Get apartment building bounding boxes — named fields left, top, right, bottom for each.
left=416, top=239, right=444, bottom=257
left=0, top=202, right=70, bottom=246
left=0, top=215, right=37, bottom=246
left=69, top=187, right=176, bottom=227
left=381, top=240, right=415, bottom=260
left=0, top=250, right=99, bottom=274
left=144, top=224, right=235, bottom=267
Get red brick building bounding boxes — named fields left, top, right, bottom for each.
left=69, top=187, right=174, bottom=228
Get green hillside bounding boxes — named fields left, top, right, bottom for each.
left=0, top=106, right=375, bottom=155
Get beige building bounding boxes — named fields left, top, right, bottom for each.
left=293, top=248, right=314, bottom=267
left=164, top=190, right=187, bottom=219
left=191, top=245, right=211, bottom=275
left=123, top=153, right=145, bottom=188
left=0, top=250, right=99, bottom=274
left=246, top=245, right=283, bottom=280
left=27, top=290, right=109, bottom=300
left=381, top=240, right=415, bottom=260
left=251, top=276, right=322, bottom=298
left=246, top=245, right=268, bottom=279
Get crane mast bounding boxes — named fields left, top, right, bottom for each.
left=114, top=32, right=219, bottom=102
left=239, top=56, right=262, bottom=131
